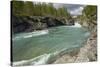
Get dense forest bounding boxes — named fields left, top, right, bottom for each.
left=11, top=1, right=74, bottom=33
left=12, top=1, right=70, bottom=18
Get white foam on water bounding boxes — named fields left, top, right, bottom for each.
left=13, top=54, right=48, bottom=66
left=13, top=52, right=59, bottom=66
left=71, top=22, right=81, bottom=27
left=23, top=35, right=33, bottom=38
left=75, top=23, right=81, bottom=27
left=24, top=30, right=49, bottom=38
left=61, top=22, right=81, bottom=28
left=13, top=46, right=83, bottom=66
left=31, top=54, right=51, bottom=65
left=13, top=30, right=49, bottom=40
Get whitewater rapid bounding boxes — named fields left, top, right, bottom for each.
left=13, top=22, right=81, bottom=40
left=13, top=30, right=49, bottom=40
left=73, top=22, right=81, bottom=27
left=13, top=46, right=80, bottom=66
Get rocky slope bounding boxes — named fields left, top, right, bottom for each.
left=12, top=15, right=74, bottom=33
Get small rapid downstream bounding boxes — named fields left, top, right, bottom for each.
left=12, top=23, right=90, bottom=66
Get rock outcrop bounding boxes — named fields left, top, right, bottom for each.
left=12, top=16, right=75, bottom=33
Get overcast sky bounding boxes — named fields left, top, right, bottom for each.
left=53, top=3, right=85, bottom=16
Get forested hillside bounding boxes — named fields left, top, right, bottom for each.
left=11, top=1, right=74, bottom=33
left=12, top=1, right=70, bottom=18
left=77, top=5, right=97, bottom=31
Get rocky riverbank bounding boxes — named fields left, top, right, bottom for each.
left=12, top=15, right=74, bottom=33
left=52, top=30, right=97, bottom=64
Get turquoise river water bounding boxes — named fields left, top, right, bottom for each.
left=12, top=23, right=90, bottom=66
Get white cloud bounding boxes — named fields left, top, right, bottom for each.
left=53, top=3, right=64, bottom=9
left=69, top=6, right=84, bottom=15
left=53, top=4, right=85, bottom=15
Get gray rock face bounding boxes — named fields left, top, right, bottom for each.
left=12, top=16, right=75, bottom=33
left=12, top=16, right=32, bottom=33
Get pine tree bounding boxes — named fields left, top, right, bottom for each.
left=12, top=1, right=71, bottom=18
left=12, top=1, right=24, bottom=16
left=23, top=1, right=34, bottom=16
left=83, top=5, right=97, bottom=20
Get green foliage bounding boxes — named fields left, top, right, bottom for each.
left=12, top=1, right=24, bottom=16
left=23, top=1, right=34, bottom=16
left=11, top=1, right=70, bottom=18
left=82, top=5, right=97, bottom=20
left=77, top=5, right=97, bottom=22
left=77, top=5, right=97, bottom=31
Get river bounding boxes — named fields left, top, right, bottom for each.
left=12, top=23, right=90, bottom=66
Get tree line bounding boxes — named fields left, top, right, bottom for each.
left=82, top=5, right=97, bottom=21
left=77, top=5, right=97, bottom=22
left=11, top=1, right=70, bottom=18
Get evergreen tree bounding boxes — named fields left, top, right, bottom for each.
left=23, top=1, right=34, bottom=16
left=11, top=1, right=71, bottom=18
left=12, top=1, right=24, bottom=16
left=82, top=5, right=97, bottom=20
